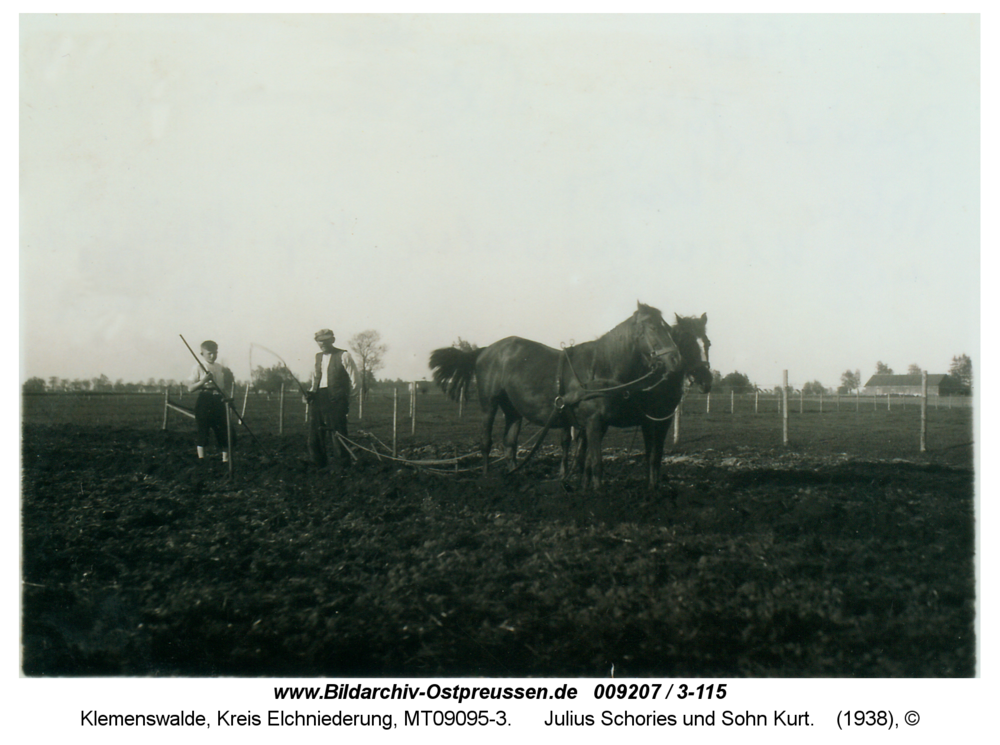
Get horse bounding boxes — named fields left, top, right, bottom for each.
left=429, top=302, right=683, bottom=482
left=570, top=313, right=712, bottom=489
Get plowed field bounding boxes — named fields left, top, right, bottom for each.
left=20, top=398, right=976, bottom=677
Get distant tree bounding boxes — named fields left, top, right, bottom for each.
left=359, top=369, right=378, bottom=396
left=839, top=370, right=861, bottom=393
left=875, top=361, right=893, bottom=375
left=22, top=377, right=46, bottom=394
left=949, top=354, right=973, bottom=391
left=252, top=364, right=300, bottom=394
left=802, top=380, right=826, bottom=395
left=907, top=364, right=923, bottom=375
left=349, top=330, right=388, bottom=402
left=711, top=370, right=723, bottom=388
left=719, top=371, right=752, bottom=393
left=452, top=337, right=478, bottom=353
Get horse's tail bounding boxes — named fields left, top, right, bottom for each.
left=429, top=346, right=482, bottom=402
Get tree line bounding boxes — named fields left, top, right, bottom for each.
left=675, top=353, right=973, bottom=398
left=21, top=335, right=974, bottom=399
left=23, top=330, right=394, bottom=396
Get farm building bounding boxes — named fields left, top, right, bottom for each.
left=862, top=373, right=969, bottom=397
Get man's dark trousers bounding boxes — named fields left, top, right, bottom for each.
left=308, top=389, right=349, bottom=468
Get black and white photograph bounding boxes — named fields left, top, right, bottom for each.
left=17, top=9, right=986, bottom=732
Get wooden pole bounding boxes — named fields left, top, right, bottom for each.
left=226, top=400, right=234, bottom=479
left=279, top=384, right=285, bottom=436
left=782, top=370, right=789, bottom=446
left=241, top=383, right=250, bottom=418
left=799, top=388, right=804, bottom=414
left=888, top=390, right=892, bottom=411
left=393, top=387, right=399, bottom=457
left=755, top=389, right=759, bottom=413
left=920, top=371, right=928, bottom=453
left=673, top=400, right=681, bottom=444
left=162, top=388, right=169, bottom=430
left=820, top=390, right=824, bottom=414
left=411, top=382, right=417, bottom=436
left=706, top=392, right=711, bottom=414
left=856, top=386, right=860, bottom=412
left=730, top=390, right=734, bottom=414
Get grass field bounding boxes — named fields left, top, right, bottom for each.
left=22, top=391, right=975, bottom=468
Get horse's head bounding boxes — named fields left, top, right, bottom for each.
left=673, top=312, right=712, bottom=394
left=634, top=302, right=682, bottom=373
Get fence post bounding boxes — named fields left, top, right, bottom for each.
left=782, top=370, right=789, bottom=446
left=673, top=400, right=681, bottom=444
left=799, top=389, right=804, bottom=414
left=706, top=392, right=711, bottom=414
left=920, top=371, right=928, bottom=453
left=755, top=389, right=759, bottom=414
left=411, top=382, right=417, bottom=436
left=279, top=384, right=285, bottom=436
left=730, top=390, right=734, bottom=414
left=856, top=387, right=860, bottom=412
left=820, top=390, right=824, bottom=414
left=241, top=384, right=250, bottom=418
left=393, top=387, right=399, bottom=458
left=162, top=388, right=170, bottom=430
left=226, top=401, right=234, bottom=479
left=888, top=390, right=891, bottom=411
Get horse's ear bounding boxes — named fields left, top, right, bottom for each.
left=675, top=313, right=682, bottom=324
left=700, top=312, right=708, bottom=323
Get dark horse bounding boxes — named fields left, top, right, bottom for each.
left=429, top=302, right=682, bottom=482
left=571, top=313, right=712, bottom=488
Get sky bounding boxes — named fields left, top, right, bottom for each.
left=19, top=13, right=980, bottom=391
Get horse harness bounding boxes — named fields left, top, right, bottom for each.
left=553, top=346, right=668, bottom=416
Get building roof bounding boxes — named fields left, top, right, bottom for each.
left=863, top=374, right=950, bottom=387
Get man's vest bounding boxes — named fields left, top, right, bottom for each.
left=315, top=348, right=352, bottom=399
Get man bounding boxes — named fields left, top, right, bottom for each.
left=307, top=328, right=359, bottom=469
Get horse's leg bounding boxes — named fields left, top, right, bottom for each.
left=558, top=426, right=572, bottom=480
left=644, top=420, right=669, bottom=489
left=641, top=422, right=656, bottom=487
left=583, top=416, right=607, bottom=490
left=481, top=400, right=499, bottom=475
left=574, top=427, right=588, bottom=479
left=500, top=401, right=522, bottom=472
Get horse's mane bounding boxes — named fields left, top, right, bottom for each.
left=589, top=303, right=665, bottom=370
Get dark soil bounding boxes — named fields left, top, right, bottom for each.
left=21, top=423, right=976, bottom=677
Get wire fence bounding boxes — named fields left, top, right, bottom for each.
left=22, top=379, right=974, bottom=461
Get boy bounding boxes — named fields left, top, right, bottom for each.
left=187, top=340, right=235, bottom=462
